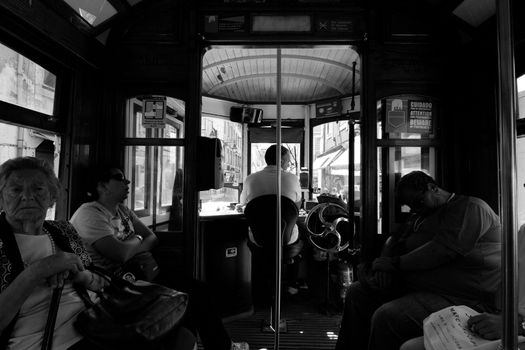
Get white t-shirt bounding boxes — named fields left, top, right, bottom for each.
left=70, top=201, right=140, bottom=273
left=8, top=234, right=84, bottom=350
left=240, top=165, right=302, bottom=206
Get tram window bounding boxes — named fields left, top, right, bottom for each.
left=63, top=0, right=117, bottom=27
left=518, top=75, right=525, bottom=119
left=126, top=97, right=185, bottom=139
left=0, top=121, right=61, bottom=219
left=199, top=116, right=242, bottom=213
left=0, top=41, right=56, bottom=116
left=312, top=120, right=360, bottom=206
left=516, top=74, right=525, bottom=225
left=378, top=146, right=436, bottom=234
left=124, top=97, right=185, bottom=231
left=517, top=137, right=525, bottom=226
left=250, top=143, right=301, bottom=175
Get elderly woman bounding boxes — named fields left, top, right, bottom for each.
left=0, top=157, right=109, bottom=349
left=0, top=157, right=195, bottom=350
left=70, top=165, right=249, bottom=350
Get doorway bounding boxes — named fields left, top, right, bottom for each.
left=199, top=45, right=361, bottom=350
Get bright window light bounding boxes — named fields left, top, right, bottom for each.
left=63, top=0, right=117, bottom=27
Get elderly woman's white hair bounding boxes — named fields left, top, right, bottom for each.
left=0, top=156, right=61, bottom=205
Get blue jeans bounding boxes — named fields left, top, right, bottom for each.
left=335, top=281, right=490, bottom=350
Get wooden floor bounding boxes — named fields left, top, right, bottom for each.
left=199, top=291, right=343, bottom=350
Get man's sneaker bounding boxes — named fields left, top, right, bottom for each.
left=231, top=342, right=249, bottom=350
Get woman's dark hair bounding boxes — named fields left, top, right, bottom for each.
left=264, top=145, right=289, bottom=166
left=0, top=156, right=60, bottom=202
left=396, top=170, right=437, bottom=194
left=86, top=164, right=122, bottom=201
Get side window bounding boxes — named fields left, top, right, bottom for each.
left=376, top=95, right=438, bottom=234
left=250, top=143, right=301, bottom=175
left=199, top=116, right=242, bottom=213
left=0, top=122, right=61, bottom=219
left=124, top=96, right=185, bottom=231
left=0, top=41, right=61, bottom=219
left=312, top=120, right=357, bottom=204
left=0, top=41, right=56, bottom=115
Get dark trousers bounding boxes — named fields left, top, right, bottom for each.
left=334, top=281, right=486, bottom=350
left=165, top=277, right=232, bottom=350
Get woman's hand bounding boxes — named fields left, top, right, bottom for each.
left=72, top=270, right=109, bottom=291
left=25, top=252, right=85, bottom=288
left=467, top=313, right=502, bottom=340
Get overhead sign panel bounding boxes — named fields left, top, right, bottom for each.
left=316, top=99, right=342, bottom=118
left=204, top=15, right=246, bottom=33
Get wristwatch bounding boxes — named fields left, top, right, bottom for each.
left=135, top=234, right=144, bottom=242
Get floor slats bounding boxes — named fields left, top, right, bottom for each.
left=199, top=294, right=343, bottom=350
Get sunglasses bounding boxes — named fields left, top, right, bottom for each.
left=109, top=173, right=128, bottom=182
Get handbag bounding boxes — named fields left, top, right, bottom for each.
left=121, top=251, right=160, bottom=282
left=74, top=266, right=188, bottom=349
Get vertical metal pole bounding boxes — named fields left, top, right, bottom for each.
left=274, top=47, right=283, bottom=350
left=496, top=0, right=519, bottom=349
left=152, top=141, right=159, bottom=229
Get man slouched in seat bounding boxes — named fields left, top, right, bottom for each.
left=335, top=171, right=502, bottom=350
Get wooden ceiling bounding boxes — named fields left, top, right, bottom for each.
left=202, top=47, right=361, bottom=104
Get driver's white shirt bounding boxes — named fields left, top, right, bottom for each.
left=240, top=165, right=302, bottom=246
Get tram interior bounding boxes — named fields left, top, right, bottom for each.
left=2, top=0, right=525, bottom=349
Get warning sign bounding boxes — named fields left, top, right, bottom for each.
left=142, top=97, right=166, bottom=128
left=385, top=97, right=434, bottom=134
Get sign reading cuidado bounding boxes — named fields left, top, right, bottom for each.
left=385, top=97, right=435, bottom=134
left=142, top=97, right=166, bottom=128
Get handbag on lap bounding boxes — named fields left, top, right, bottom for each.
left=121, top=251, right=160, bottom=282
left=74, top=266, right=188, bottom=350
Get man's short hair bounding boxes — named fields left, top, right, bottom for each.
left=264, top=145, right=289, bottom=166
left=396, top=171, right=437, bottom=195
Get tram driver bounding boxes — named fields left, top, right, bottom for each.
left=335, top=171, right=502, bottom=350
left=239, top=144, right=304, bottom=295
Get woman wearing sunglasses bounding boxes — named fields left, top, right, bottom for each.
left=70, top=165, right=249, bottom=350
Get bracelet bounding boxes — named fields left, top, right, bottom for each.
left=135, top=234, right=144, bottom=242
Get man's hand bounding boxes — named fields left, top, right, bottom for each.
left=467, top=313, right=503, bottom=340
left=372, top=256, right=397, bottom=272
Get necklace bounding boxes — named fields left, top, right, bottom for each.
left=413, top=193, right=456, bottom=232
left=42, top=227, right=57, bottom=255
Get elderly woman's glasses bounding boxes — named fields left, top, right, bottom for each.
left=109, top=174, right=128, bottom=182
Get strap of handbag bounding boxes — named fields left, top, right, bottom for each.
left=41, top=286, right=64, bottom=350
